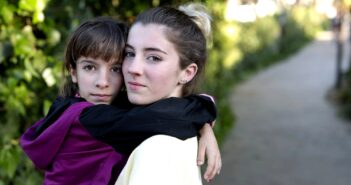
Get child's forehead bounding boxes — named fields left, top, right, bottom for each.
left=76, top=43, right=124, bottom=64
left=78, top=56, right=122, bottom=64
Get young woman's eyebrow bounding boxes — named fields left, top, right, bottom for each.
left=144, top=47, right=168, bottom=55
left=125, top=44, right=134, bottom=50
left=125, top=44, right=168, bottom=55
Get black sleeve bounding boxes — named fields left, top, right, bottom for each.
left=79, top=95, right=216, bottom=154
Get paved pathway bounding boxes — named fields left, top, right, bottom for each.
left=211, top=32, right=351, bottom=185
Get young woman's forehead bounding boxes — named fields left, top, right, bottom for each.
left=128, top=24, right=174, bottom=51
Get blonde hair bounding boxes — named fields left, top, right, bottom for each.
left=178, top=3, right=212, bottom=40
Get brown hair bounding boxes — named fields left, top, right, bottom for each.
left=133, top=3, right=212, bottom=96
left=60, top=16, right=128, bottom=97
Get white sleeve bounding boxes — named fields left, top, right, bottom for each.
left=115, top=135, right=202, bottom=185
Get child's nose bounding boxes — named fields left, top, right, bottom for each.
left=95, top=70, right=110, bottom=88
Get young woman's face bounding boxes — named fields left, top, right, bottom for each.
left=71, top=57, right=123, bottom=104
left=123, top=23, right=184, bottom=105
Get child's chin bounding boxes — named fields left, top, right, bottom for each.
left=92, top=101, right=110, bottom=105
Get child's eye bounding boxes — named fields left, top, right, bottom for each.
left=83, top=65, right=95, bottom=71
left=146, top=55, right=162, bottom=62
left=111, top=65, right=122, bottom=73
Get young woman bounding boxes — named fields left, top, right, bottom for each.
left=21, top=17, right=218, bottom=185
left=84, top=3, right=221, bottom=185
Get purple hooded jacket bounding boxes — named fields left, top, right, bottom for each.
left=21, top=102, right=126, bottom=185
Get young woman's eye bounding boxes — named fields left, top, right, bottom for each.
left=124, top=51, right=135, bottom=58
left=83, top=65, right=95, bottom=71
left=146, top=56, right=162, bottom=62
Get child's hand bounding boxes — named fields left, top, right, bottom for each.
left=197, top=124, right=221, bottom=182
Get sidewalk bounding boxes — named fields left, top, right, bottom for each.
left=211, top=32, right=351, bottom=185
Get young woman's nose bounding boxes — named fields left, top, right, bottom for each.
left=125, top=57, right=143, bottom=76
left=95, top=70, right=110, bottom=88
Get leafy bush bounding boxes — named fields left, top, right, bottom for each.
left=0, top=0, right=62, bottom=183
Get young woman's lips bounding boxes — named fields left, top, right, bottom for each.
left=128, top=81, right=145, bottom=91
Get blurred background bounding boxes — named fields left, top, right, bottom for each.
left=1, top=0, right=351, bottom=184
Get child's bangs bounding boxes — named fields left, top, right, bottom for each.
left=79, top=25, right=125, bottom=63
left=86, top=35, right=124, bottom=63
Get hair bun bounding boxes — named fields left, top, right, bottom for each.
left=178, top=3, right=212, bottom=39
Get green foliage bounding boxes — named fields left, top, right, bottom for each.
left=236, top=16, right=280, bottom=71
left=333, top=1, right=351, bottom=118
left=0, top=0, right=60, bottom=183
left=213, top=100, right=235, bottom=145
left=239, top=17, right=280, bottom=54
left=335, top=63, right=351, bottom=119
left=231, top=6, right=323, bottom=82
left=0, top=139, right=21, bottom=179
left=203, top=4, right=324, bottom=143
left=0, top=0, right=324, bottom=184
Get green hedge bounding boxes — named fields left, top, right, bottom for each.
left=203, top=3, right=324, bottom=145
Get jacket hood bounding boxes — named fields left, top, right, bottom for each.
left=20, top=97, right=89, bottom=170
left=34, top=96, right=85, bottom=136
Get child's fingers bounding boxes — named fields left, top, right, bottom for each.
left=204, top=150, right=219, bottom=182
left=217, top=154, right=222, bottom=175
left=197, top=141, right=206, bottom=166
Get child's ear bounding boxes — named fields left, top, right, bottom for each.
left=70, top=65, right=78, bottom=83
left=179, top=63, right=198, bottom=84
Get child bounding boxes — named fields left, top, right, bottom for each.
left=21, top=16, right=217, bottom=185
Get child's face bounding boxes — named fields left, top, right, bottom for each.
left=71, top=56, right=123, bottom=104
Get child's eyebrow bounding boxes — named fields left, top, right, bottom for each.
left=78, top=58, right=97, bottom=64
left=111, top=61, right=122, bottom=65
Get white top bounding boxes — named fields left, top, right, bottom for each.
left=115, top=135, right=202, bottom=185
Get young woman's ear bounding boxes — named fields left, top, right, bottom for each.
left=69, top=65, right=78, bottom=83
left=179, top=63, right=198, bottom=85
